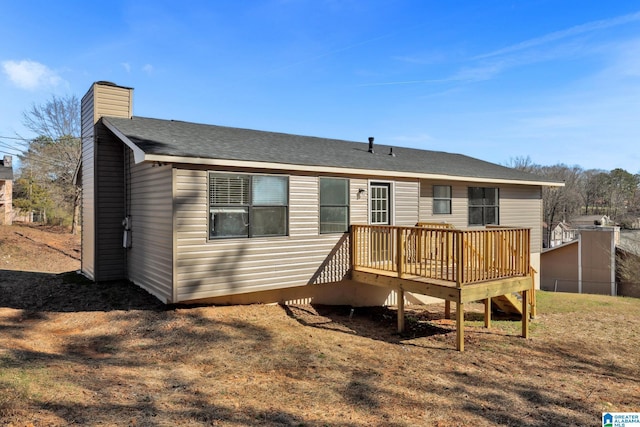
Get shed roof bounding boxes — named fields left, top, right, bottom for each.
left=103, top=116, right=563, bottom=186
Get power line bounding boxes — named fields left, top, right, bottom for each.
left=0, top=134, right=81, bottom=142
left=0, top=135, right=29, bottom=141
left=0, top=140, right=26, bottom=152
left=0, top=145, right=77, bottom=170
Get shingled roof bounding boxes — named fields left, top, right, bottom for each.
left=104, top=116, right=562, bottom=185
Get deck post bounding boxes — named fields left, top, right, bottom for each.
left=396, top=227, right=405, bottom=278
left=455, top=231, right=464, bottom=287
left=350, top=225, right=358, bottom=273
left=444, top=300, right=451, bottom=319
left=484, top=298, right=491, bottom=328
left=521, top=289, right=529, bottom=339
left=397, top=288, right=405, bottom=333
left=530, top=267, right=537, bottom=319
left=456, top=302, right=464, bottom=352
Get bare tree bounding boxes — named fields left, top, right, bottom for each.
left=579, top=169, right=609, bottom=215
left=606, top=168, right=639, bottom=219
left=505, top=155, right=537, bottom=173
left=22, top=95, right=80, bottom=141
left=617, top=233, right=640, bottom=288
left=20, top=95, right=81, bottom=233
left=537, top=164, right=583, bottom=247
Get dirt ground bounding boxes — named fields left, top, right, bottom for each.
left=1, top=224, right=639, bottom=426
left=0, top=224, right=81, bottom=274
left=0, top=224, right=162, bottom=312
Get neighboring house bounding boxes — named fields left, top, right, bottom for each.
left=549, top=221, right=577, bottom=247
left=570, top=214, right=613, bottom=229
left=80, top=81, right=563, bottom=309
left=0, top=155, right=13, bottom=225
left=541, top=227, right=620, bottom=296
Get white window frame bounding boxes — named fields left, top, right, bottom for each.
left=208, top=172, right=289, bottom=239
left=319, top=177, right=350, bottom=234
left=368, top=180, right=395, bottom=225
left=433, top=185, right=452, bottom=215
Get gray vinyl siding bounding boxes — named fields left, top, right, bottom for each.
left=291, top=175, right=318, bottom=236
left=174, top=169, right=351, bottom=302
left=394, top=179, right=419, bottom=226
left=126, top=160, right=173, bottom=302
left=419, top=180, right=469, bottom=227
left=350, top=178, right=368, bottom=224
left=93, top=84, right=133, bottom=123
left=419, top=180, right=543, bottom=253
left=94, top=126, right=125, bottom=280
left=80, top=88, right=96, bottom=280
left=86, top=82, right=133, bottom=281
left=500, top=185, right=543, bottom=253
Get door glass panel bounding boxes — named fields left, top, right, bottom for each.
left=370, top=183, right=390, bottom=225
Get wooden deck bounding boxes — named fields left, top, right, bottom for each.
left=350, top=224, right=535, bottom=351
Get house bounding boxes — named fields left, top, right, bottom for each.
left=570, top=214, right=613, bottom=229
left=541, top=227, right=619, bottom=295
left=0, top=155, right=13, bottom=225
left=80, top=82, right=563, bottom=335
left=549, top=221, right=577, bottom=247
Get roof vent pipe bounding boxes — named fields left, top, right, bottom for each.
left=389, top=147, right=395, bottom=157
left=368, top=137, right=374, bottom=153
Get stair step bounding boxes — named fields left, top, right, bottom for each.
left=491, top=293, right=523, bottom=316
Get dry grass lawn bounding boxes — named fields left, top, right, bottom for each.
left=1, top=224, right=639, bottom=426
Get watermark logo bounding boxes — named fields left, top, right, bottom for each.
left=603, top=412, right=640, bottom=427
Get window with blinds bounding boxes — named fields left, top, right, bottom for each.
left=209, top=173, right=288, bottom=238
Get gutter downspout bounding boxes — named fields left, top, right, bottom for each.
left=578, top=233, right=582, bottom=294
left=611, top=231, right=616, bottom=296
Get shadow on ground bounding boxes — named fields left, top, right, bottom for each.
left=0, top=270, right=164, bottom=312
left=282, top=304, right=453, bottom=343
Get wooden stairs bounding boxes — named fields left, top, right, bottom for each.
left=491, top=293, right=523, bottom=316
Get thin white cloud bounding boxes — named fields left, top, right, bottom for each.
left=602, top=37, right=640, bottom=78
left=142, top=64, right=154, bottom=74
left=122, top=62, right=131, bottom=73
left=1, top=59, right=63, bottom=90
left=366, top=11, right=640, bottom=88
left=475, top=10, right=640, bottom=60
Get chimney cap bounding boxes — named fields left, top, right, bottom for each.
left=94, top=81, right=134, bottom=90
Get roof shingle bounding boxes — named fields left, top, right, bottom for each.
left=104, top=116, right=559, bottom=184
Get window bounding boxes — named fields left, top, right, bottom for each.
left=433, top=185, right=451, bottom=214
left=209, top=173, right=288, bottom=238
left=320, top=178, right=349, bottom=233
left=468, top=187, right=499, bottom=226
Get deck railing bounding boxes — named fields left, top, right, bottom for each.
left=351, top=224, right=530, bottom=287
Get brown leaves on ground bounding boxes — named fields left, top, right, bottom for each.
left=0, top=224, right=80, bottom=273
left=1, top=224, right=639, bottom=426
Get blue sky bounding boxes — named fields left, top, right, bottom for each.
left=1, top=1, right=639, bottom=173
